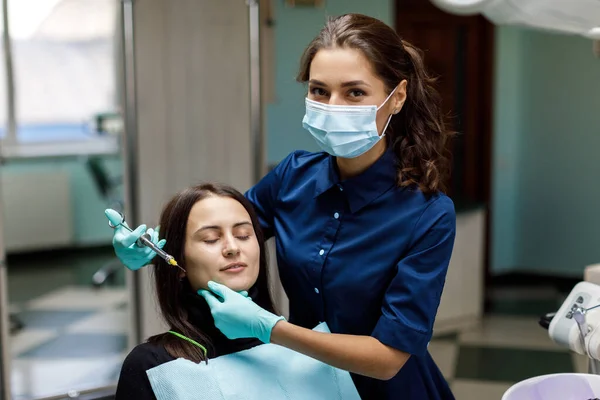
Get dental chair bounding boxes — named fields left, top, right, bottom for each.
left=503, top=269, right=600, bottom=398
left=85, top=156, right=124, bottom=288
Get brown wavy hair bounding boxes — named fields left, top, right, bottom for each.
left=146, top=183, right=275, bottom=363
left=297, top=13, right=454, bottom=194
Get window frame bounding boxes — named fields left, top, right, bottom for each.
left=0, top=0, right=121, bottom=159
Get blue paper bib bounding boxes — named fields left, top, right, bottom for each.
left=146, top=322, right=361, bottom=400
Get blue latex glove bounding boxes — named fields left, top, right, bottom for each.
left=105, top=208, right=166, bottom=271
left=198, top=281, right=285, bottom=344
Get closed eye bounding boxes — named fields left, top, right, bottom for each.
left=237, top=235, right=250, bottom=240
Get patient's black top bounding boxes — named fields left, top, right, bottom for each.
left=114, top=288, right=262, bottom=400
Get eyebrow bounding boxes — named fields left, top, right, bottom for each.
left=194, top=221, right=252, bottom=234
left=309, top=79, right=371, bottom=88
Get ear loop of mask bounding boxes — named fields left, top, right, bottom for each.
left=378, top=85, right=400, bottom=136
left=377, top=85, right=399, bottom=111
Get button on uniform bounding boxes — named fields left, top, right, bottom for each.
left=334, top=212, right=339, bottom=219
left=314, top=288, right=319, bottom=294
left=319, top=249, right=325, bottom=256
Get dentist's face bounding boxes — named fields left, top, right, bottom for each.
left=182, top=195, right=260, bottom=292
left=307, top=47, right=407, bottom=135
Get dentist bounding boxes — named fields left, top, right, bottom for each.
left=112, top=13, right=456, bottom=400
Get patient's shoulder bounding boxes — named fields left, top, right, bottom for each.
left=122, top=341, right=174, bottom=372
left=115, top=341, right=176, bottom=399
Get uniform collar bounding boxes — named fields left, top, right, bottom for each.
left=314, top=147, right=398, bottom=213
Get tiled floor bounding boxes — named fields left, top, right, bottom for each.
left=428, top=285, right=589, bottom=399
left=9, top=287, right=130, bottom=399
left=4, top=248, right=590, bottom=399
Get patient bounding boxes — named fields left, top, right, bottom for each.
left=115, top=183, right=277, bottom=400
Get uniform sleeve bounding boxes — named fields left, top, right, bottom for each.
left=115, top=343, right=172, bottom=400
left=371, top=196, right=456, bottom=357
left=244, top=151, right=297, bottom=239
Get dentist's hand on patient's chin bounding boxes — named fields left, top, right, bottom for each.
left=105, top=208, right=166, bottom=271
left=198, top=281, right=285, bottom=344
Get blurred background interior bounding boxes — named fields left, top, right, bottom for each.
left=0, top=0, right=599, bottom=399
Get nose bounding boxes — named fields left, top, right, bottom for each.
left=328, top=93, right=344, bottom=105
left=222, top=237, right=240, bottom=257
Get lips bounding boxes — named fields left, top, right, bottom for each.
left=220, top=262, right=247, bottom=272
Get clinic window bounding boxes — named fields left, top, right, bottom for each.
left=0, top=0, right=120, bottom=153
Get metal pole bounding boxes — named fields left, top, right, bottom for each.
left=2, top=0, right=15, bottom=146
left=247, top=0, right=264, bottom=183
left=0, top=1, right=13, bottom=397
left=120, top=0, right=143, bottom=344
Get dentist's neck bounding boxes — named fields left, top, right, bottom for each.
left=336, top=140, right=387, bottom=180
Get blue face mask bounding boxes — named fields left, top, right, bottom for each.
left=302, top=87, right=398, bottom=159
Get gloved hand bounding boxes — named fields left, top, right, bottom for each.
left=105, top=209, right=166, bottom=271
left=198, top=281, right=285, bottom=344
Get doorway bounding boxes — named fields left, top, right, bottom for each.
left=395, top=0, right=495, bottom=285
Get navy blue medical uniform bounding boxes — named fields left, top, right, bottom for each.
left=245, top=148, right=456, bottom=400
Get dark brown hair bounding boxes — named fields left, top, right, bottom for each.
left=147, top=183, right=275, bottom=363
left=297, top=13, right=454, bottom=194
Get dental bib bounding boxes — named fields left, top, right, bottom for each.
left=146, top=322, right=362, bottom=400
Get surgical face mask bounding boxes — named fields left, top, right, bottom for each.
left=301, top=87, right=398, bottom=159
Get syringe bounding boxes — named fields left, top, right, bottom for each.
left=105, top=209, right=184, bottom=272
left=134, top=229, right=180, bottom=268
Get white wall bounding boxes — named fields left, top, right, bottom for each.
left=127, top=0, right=255, bottom=341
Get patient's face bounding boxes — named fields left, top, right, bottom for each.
left=183, top=195, right=260, bottom=292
